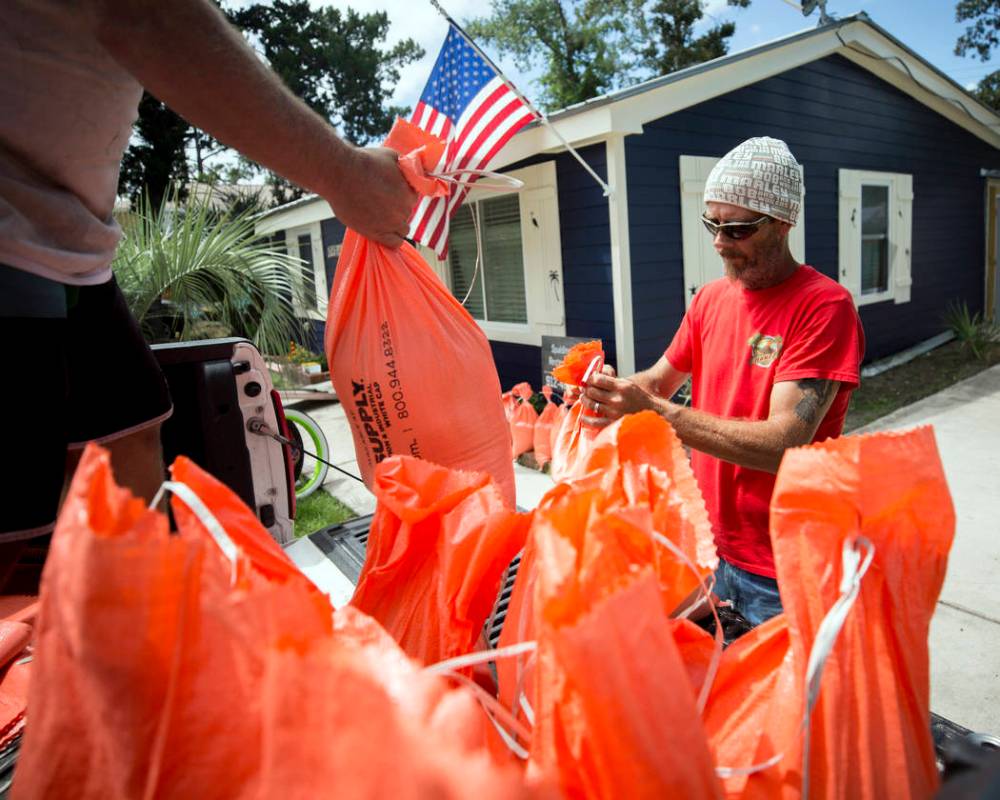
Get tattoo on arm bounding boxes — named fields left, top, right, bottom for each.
left=794, top=378, right=834, bottom=425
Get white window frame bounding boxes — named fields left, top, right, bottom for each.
left=422, top=161, right=566, bottom=347
left=285, top=221, right=326, bottom=320
left=679, top=155, right=806, bottom=308
left=838, top=169, right=913, bottom=306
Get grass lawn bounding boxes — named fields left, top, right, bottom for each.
left=844, top=339, right=1000, bottom=432
left=294, top=488, right=356, bottom=538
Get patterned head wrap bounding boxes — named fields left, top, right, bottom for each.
left=703, top=137, right=802, bottom=225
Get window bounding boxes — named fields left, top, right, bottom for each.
left=448, top=194, right=527, bottom=324
left=282, top=223, right=326, bottom=319
left=430, top=160, right=565, bottom=347
left=839, top=169, right=913, bottom=305
left=297, top=233, right=317, bottom=309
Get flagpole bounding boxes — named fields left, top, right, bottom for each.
left=427, top=0, right=612, bottom=198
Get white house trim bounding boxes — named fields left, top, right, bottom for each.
left=255, top=196, right=331, bottom=235
left=837, top=24, right=1000, bottom=149
left=606, top=134, right=635, bottom=376
left=490, top=14, right=1000, bottom=173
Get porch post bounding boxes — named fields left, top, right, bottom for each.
left=606, top=134, right=636, bottom=376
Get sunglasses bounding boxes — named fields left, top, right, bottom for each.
left=701, top=213, right=771, bottom=241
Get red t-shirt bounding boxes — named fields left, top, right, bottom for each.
left=665, top=265, right=864, bottom=578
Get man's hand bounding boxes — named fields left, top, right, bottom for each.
left=327, top=147, right=417, bottom=248
left=580, top=365, right=660, bottom=428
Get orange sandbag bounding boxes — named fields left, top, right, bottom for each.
left=325, top=118, right=515, bottom=506
left=0, top=609, right=33, bottom=752
left=548, top=402, right=599, bottom=482
left=533, top=387, right=558, bottom=468
left=526, top=487, right=722, bottom=798
left=15, top=445, right=534, bottom=799
left=260, top=606, right=541, bottom=800
left=550, top=340, right=604, bottom=387
left=509, top=382, right=538, bottom=459
left=498, top=412, right=718, bottom=773
left=350, top=455, right=529, bottom=665
left=12, top=445, right=333, bottom=799
left=549, top=399, right=570, bottom=457
left=704, top=427, right=955, bottom=800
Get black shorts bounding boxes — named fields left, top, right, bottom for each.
left=0, top=267, right=172, bottom=539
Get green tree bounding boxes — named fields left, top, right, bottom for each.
left=228, top=0, right=423, bottom=204
left=955, top=0, right=1000, bottom=110
left=114, top=190, right=303, bottom=354
left=640, top=0, right=751, bottom=76
left=119, top=2, right=422, bottom=208
left=466, top=0, right=648, bottom=110
left=118, top=92, right=192, bottom=210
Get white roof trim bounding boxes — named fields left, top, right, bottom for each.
left=492, top=15, right=1000, bottom=169
left=254, top=194, right=331, bottom=233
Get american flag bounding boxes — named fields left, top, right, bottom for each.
left=409, top=26, right=537, bottom=258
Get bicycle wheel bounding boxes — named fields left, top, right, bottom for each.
left=283, top=408, right=330, bottom=499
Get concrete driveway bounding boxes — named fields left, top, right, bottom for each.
left=296, top=363, right=1000, bottom=735
left=855, top=363, right=1000, bottom=735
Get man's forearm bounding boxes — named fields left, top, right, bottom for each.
left=92, top=0, right=353, bottom=200
left=655, top=400, right=790, bottom=473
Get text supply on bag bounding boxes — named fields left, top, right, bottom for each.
left=325, top=117, right=515, bottom=506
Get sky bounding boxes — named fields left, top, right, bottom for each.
left=321, top=0, right=996, bottom=111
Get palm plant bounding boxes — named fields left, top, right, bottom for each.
left=944, top=300, right=999, bottom=362
left=114, top=189, right=303, bottom=355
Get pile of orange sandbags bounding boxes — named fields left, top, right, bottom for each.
left=11, top=446, right=537, bottom=800
left=15, top=415, right=955, bottom=800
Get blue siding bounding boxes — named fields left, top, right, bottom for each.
left=320, top=217, right=346, bottom=294
left=491, top=341, right=541, bottom=390
left=490, top=143, right=614, bottom=388
left=626, top=53, right=1000, bottom=365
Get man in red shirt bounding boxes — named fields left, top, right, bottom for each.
left=581, top=137, right=865, bottom=625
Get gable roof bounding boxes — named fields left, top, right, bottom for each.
left=256, top=13, right=1000, bottom=226
left=494, top=12, right=1000, bottom=169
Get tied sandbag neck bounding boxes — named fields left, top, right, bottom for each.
left=714, top=535, right=876, bottom=796
left=150, top=481, right=241, bottom=585
left=440, top=519, right=726, bottom=762
left=424, top=640, right=538, bottom=760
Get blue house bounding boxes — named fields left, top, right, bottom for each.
left=256, top=13, right=1000, bottom=388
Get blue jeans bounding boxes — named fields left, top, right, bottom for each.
left=714, top=558, right=783, bottom=627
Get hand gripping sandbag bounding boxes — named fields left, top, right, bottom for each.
left=325, top=118, right=515, bottom=506
left=350, top=455, right=530, bottom=666
left=703, top=427, right=955, bottom=800
left=12, top=445, right=334, bottom=799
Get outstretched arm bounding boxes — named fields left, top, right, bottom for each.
left=583, top=373, right=840, bottom=473
left=88, top=0, right=416, bottom=246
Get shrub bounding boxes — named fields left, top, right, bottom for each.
left=944, top=300, right=999, bottom=361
